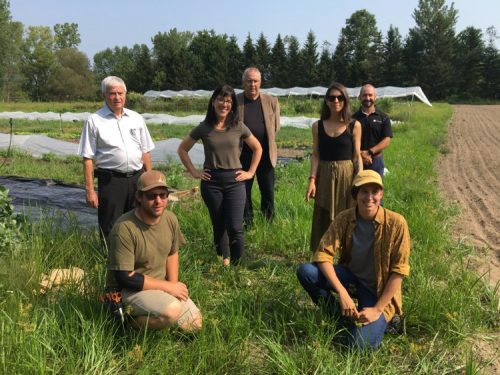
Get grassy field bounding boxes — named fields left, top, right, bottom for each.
left=0, top=96, right=408, bottom=148
left=0, top=96, right=324, bottom=117
left=0, top=102, right=498, bottom=374
left=0, top=94, right=336, bottom=117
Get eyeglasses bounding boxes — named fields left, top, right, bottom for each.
left=215, top=98, right=232, bottom=105
left=144, top=192, right=169, bottom=200
left=327, top=95, right=345, bottom=102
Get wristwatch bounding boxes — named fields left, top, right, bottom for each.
left=368, top=149, right=374, bottom=156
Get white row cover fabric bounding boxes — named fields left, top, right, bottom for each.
left=0, top=133, right=205, bottom=165
left=144, top=86, right=432, bottom=107
left=0, top=112, right=314, bottom=128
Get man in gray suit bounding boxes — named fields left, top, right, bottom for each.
left=237, top=67, right=280, bottom=226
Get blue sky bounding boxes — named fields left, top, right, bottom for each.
left=10, top=0, right=500, bottom=59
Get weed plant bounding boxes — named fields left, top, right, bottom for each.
left=0, top=149, right=84, bottom=185
left=0, top=102, right=498, bottom=373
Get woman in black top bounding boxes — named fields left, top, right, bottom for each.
left=306, top=82, right=362, bottom=252
left=178, top=85, right=262, bottom=265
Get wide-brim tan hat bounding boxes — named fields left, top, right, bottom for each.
left=352, top=170, right=383, bottom=189
left=137, top=170, right=168, bottom=192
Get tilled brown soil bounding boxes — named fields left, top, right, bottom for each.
left=437, top=105, right=499, bottom=373
left=437, top=105, right=500, bottom=286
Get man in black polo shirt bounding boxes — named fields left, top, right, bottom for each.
left=237, top=67, right=280, bottom=226
left=352, top=84, right=392, bottom=178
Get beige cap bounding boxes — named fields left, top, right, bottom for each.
left=137, top=170, right=168, bottom=192
left=352, top=170, right=383, bottom=189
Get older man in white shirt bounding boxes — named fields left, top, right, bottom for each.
left=78, top=76, right=155, bottom=239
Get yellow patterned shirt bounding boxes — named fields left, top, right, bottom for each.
left=312, top=206, right=411, bottom=321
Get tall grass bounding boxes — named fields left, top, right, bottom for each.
left=0, top=102, right=498, bottom=374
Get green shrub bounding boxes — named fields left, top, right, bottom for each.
left=375, top=98, right=394, bottom=114
left=41, top=152, right=58, bottom=162
left=124, top=91, right=147, bottom=110
left=0, top=186, right=23, bottom=256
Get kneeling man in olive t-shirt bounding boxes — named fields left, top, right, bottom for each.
left=106, top=170, right=202, bottom=331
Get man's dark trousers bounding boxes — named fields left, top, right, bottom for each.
left=241, top=152, right=275, bottom=225
left=364, top=155, right=385, bottom=179
left=96, top=169, right=142, bottom=239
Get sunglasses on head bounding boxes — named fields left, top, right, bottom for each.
left=144, top=192, right=169, bottom=200
left=327, top=95, right=345, bottom=102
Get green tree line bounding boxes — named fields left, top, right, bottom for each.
left=1, top=0, right=499, bottom=102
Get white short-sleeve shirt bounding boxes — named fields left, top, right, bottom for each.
left=78, top=105, right=155, bottom=173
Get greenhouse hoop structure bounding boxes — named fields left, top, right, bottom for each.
left=144, top=86, right=432, bottom=107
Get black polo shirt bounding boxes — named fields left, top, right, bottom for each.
left=352, top=108, right=393, bottom=151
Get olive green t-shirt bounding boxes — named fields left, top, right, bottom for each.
left=106, top=209, right=186, bottom=289
left=189, top=120, right=251, bottom=169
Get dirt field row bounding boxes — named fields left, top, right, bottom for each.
left=437, top=105, right=500, bottom=284
left=437, top=105, right=500, bottom=372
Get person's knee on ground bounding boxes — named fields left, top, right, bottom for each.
left=177, top=308, right=203, bottom=332
left=130, top=299, right=202, bottom=331
left=347, top=324, right=385, bottom=350
left=130, top=299, right=183, bottom=330
left=173, top=298, right=203, bottom=332
left=296, top=263, right=326, bottom=304
left=296, top=263, right=318, bottom=290
left=297, top=263, right=343, bottom=317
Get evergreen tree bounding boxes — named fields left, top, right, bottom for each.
left=269, top=34, right=287, bottom=87
left=454, top=27, right=485, bottom=99
left=317, top=41, right=334, bottom=86
left=402, top=28, right=424, bottom=87
left=226, top=35, right=243, bottom=87
left=299, top=30, right=319, bottom=86
left=255, top=32, right=271, bottom=85
left=285, top=35, right=300, bottom=87
left=242, top=33, right=256, bottom=68
left=405, top=0, right=458, bottom=99
left=381, top=25, right=405, bottom=86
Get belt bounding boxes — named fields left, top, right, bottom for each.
left=96, top=168, right=142, bottom=178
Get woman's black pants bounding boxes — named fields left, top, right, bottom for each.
left=200, top=169, right=246, bottom=264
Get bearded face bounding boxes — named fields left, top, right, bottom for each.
left=359, top=86, right=377, bottom=109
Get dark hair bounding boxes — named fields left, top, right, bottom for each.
left=204, top=84, right=239, bottom=129
left=351, top=186, right=359, bottom=200
left=320, top=82, right=351, bottom=123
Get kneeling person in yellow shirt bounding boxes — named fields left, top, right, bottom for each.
left=297, top=170, right=410, bottom=348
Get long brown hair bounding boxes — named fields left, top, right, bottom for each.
left=320, top=82, right=351, bottom=123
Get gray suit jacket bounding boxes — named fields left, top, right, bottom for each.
left=236, top=92, right=280, bottom=167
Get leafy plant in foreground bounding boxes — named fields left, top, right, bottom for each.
left=0, top=186, right=23, bottom=256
